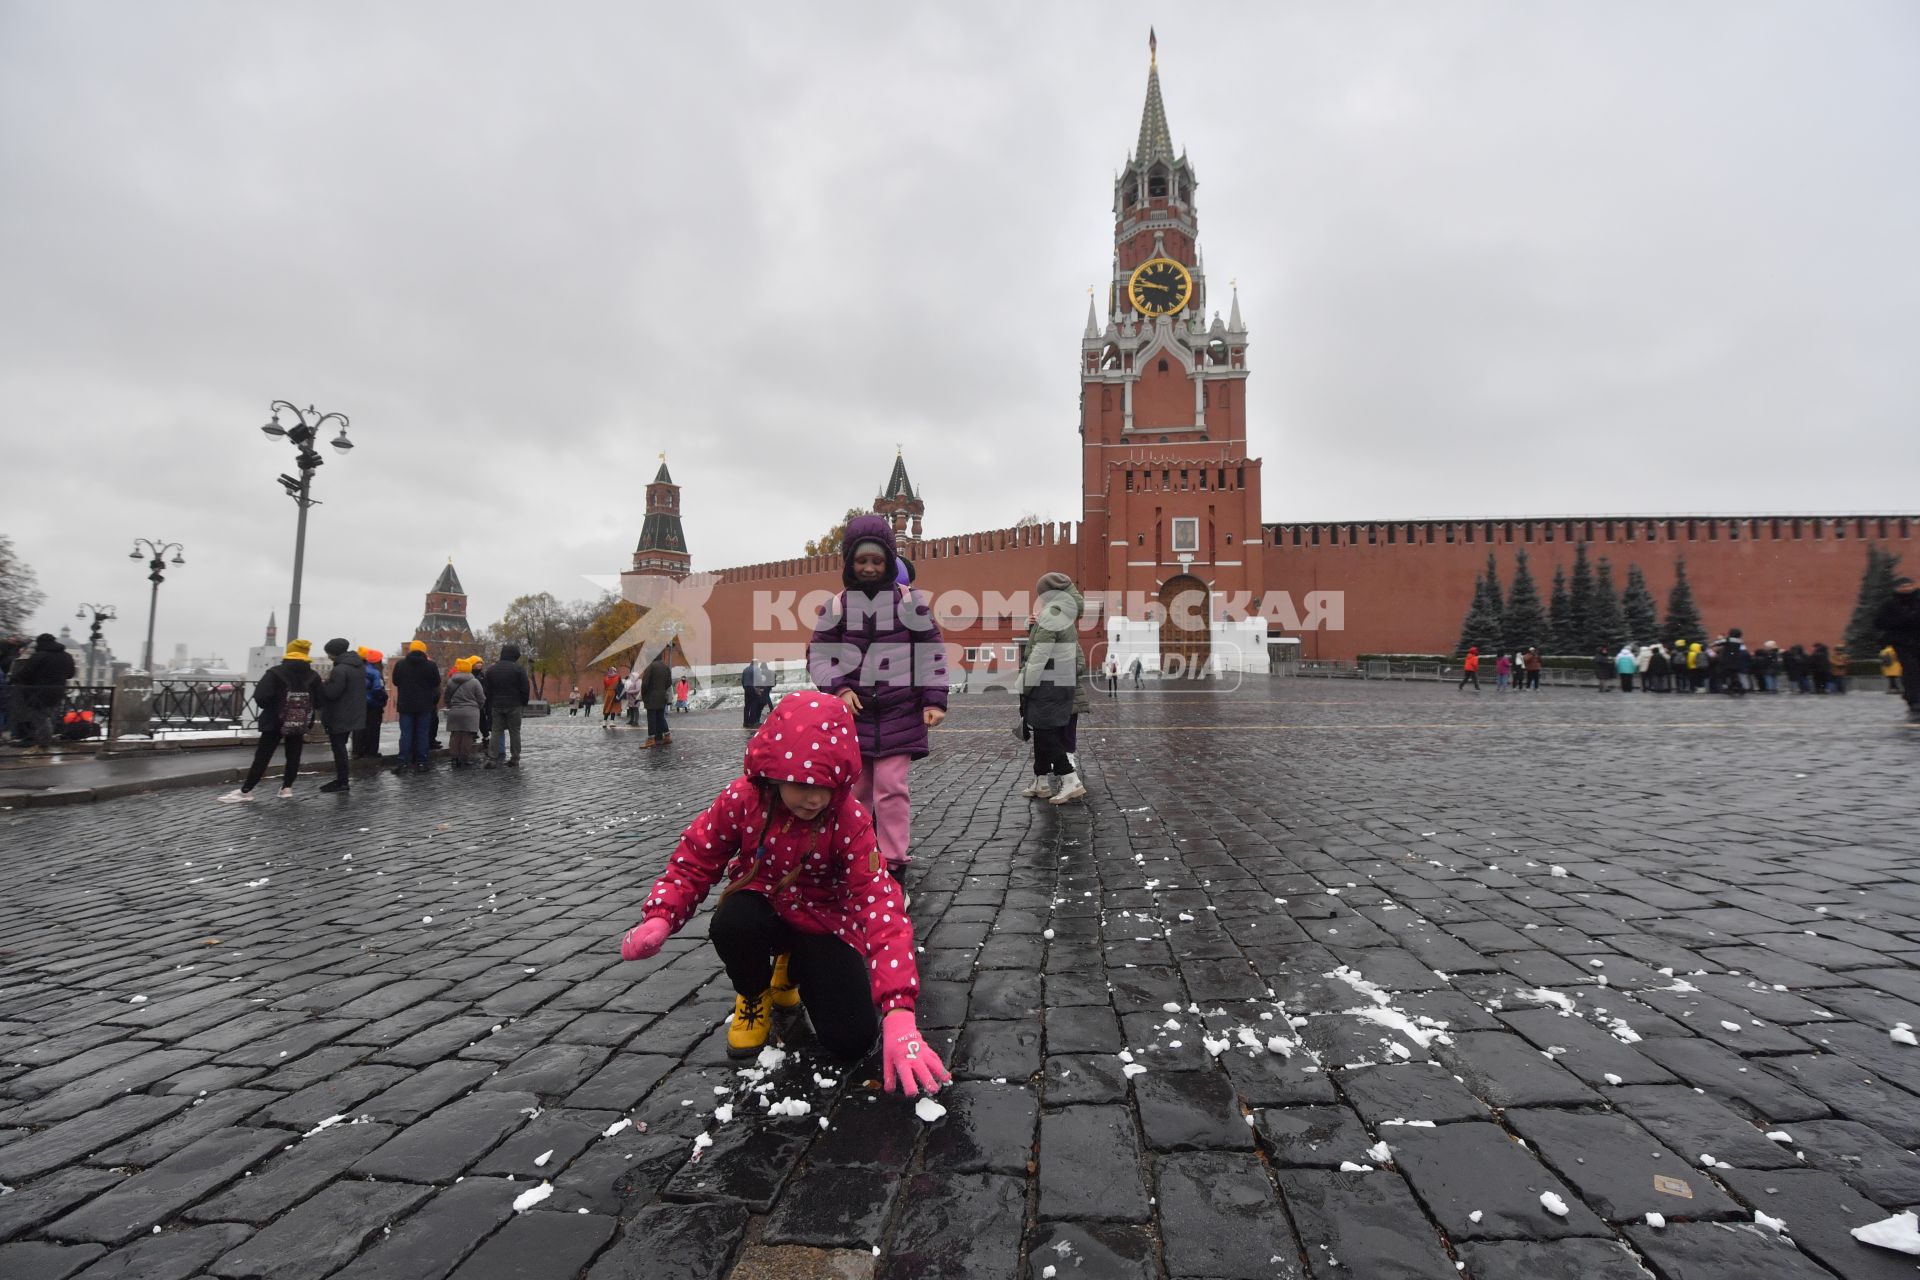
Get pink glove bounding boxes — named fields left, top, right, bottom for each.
left=881, top=1010, right=950, bottom=1097
left=620, top=918, right=671, bottom=962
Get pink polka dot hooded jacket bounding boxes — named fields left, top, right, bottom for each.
left=638, top=692, right=921, bottom=1014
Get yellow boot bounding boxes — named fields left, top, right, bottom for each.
left=726, top=990, right=771, bottom=1059
left=770, top=952, right=801, bottom=1010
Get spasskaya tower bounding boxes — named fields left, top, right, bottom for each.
left=1077, top=32, right=1266, bottom=675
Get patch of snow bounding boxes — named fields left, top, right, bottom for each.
left=511, top=1182, right=553, bottom=1212
left=1337, top=1161, right=1373, bottom=1172
left=1603, top=1073, right=1624, bottom=1086
left=533, top=1150, right=553, bottom=1167
left=303, top=1115, right=347, bottom=1138
left=1540, top=1192, right=1569, bottom=1217
left=914, top=1097, right=947, bottom=1123
left=1891, top=1024, right=1918, bottom=1047
left=1765, top=1131, right=1793, bottom=1144
left=1365, top=1141, right=1391, bottom=1163
left=1122, top=1063, right=1148, bottom=1078
left=767, top=1098, right=811, bottom=1118
left=1549, top=865, right=1569, bottom=878
left=1645, top=1212, right=1666, bottom=1228
left=1754, top=1209, right=1788, bottom=1233
left=713, top=1105, right=734, bottom=1124
left=601, top=1119, right=632, bottom=1138
left=1852, top=1211, right=1920, bottom=1255
left=1469, top=1210, right=1483, bottom=1223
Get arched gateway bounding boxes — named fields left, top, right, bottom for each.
left=1157, top=574, right=1211, bottom=676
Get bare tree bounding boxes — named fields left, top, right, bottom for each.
left=0, top=535, right=46, bottom=635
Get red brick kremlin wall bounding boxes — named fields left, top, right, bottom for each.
left=1264, top=513, right=1917, bottom=661
left=698, top=523, right=1080, bottom=671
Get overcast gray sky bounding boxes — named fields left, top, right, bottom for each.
left=4, top=3, right=1917, bottom=662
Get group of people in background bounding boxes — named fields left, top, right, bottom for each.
left=1460, top=579, right=1920, bottom=724
left=217, top=637, right=532, bottom=802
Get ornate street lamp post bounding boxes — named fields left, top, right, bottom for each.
left=128, top=540, right=185, bottom=673
left=74, top=602, right=117, bottom=686
left=261, top=401, right=353, bottom=641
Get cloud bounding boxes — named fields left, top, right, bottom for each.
left=3, top=3, right=1915, bottom=659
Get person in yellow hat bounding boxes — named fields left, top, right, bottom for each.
left=220, top=639, right=322, bottom=803
left=444, top=656, right=486, bottom=767
left=391, top=640, right=442, bottom=772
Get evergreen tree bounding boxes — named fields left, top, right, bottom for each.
left=1502, top=549, right=1549, bottom=654
left=1454, top=570, right=1504, bottom=657
left=1566, top=543, right=1597, bottom=654
left=1481, top=552, right=1505, bottom=621
left=1621, top=565, right=1659, bottom=643
left=1843, top=546, right=1904, bottom=659
left=1664, top=557, right=1705, bottom=646
left=1548, top=565, right=1573, bottom=654
left=1592, top=557, right=1627, bottom=651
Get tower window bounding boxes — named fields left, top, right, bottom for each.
left=1125, top=470, right=1133, bottom=491
left=1158, top=359, right=1168, bottom=372
left=1148, top=173, right=1167, bottom=198
left=1123, top=182, right=1138, bottom=207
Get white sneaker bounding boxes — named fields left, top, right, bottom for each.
left=217, top=789, right=254, bottom=804
left=1050, top=772, right=1087, bottom=804
left=277, top=787, right=293, bottom=799
left=1020, top=778, right=1052, bottom=798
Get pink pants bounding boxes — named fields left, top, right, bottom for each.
left=853, top=753, right=913, bottom=867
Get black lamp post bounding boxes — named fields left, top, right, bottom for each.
left=74, top=602, right=117, bottom=686
left=262, top=401, right=353, bottom=641
left=128, top=540, right=185, bottom=673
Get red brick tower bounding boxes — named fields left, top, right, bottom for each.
left=412, top=559, right=476, bottom=671
left=1078, top=32, right=1264, bottom=672
left=873, top=449, right=924, bottom=545
left=630, top=455, right=691, bottom=578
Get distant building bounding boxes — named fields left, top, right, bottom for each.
left=411, top=560, right=477, bottom=673
left=245, top=613, right=280, bottom=683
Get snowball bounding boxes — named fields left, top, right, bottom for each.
left=914, top=1097, right=947, bottom=1123
left=1645, top=1212, right=1666, bottom=1228
left=1540, top=1192, right=1569, bottom=1217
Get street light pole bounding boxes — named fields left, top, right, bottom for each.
left=74, top=603, right=117, bottom=687
left=262, top=401, right=352, bottom=642
left=128, top=540, right=185, bottom=673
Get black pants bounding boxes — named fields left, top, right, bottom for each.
left=243, top=729, right=304, bottom=793
left=1031, top=723, right=1072, bottom=777
left=1458, top=671, right=1479, bottom=689
left=328, top=731, right=351, bottom=784
left=1897, top=647, right=1920, bottom=708
left=647, top=706, right=669, bottom=739
left=352, top=719, right=381, bottom=757
left=709, top=891, right=878, bottom=1064
left=1106, top=676, right=1118, bottom=698
left=1619, top=674, right=1633, bottom=692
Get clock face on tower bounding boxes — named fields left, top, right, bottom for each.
left=1128, top=256, right=1193, bottom=317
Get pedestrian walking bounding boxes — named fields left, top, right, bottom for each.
left=353, top=648, right=388, bottom=757
left=742, top=660, right=762, bottom=728
left=675, top=676, right=691, bottom=713
left=11, top=633, right=75, bottom=751
left=1014, top=571, right=1085, bottom=803
left=1876, top=580, right=1920, bottom=721
left=219, top=638, right=321, bottom=802
left=807, top=515, right=950, bottom=879
left=483, top=643, right=531, bottom=766
left=567, top=686, right=581, bottom=717
left=391, top=641, right=440, bottom=772
left=640, top=649, right=674, bottom=746
left=1130, top=656, right=1143, bottom=688
left=1106, top=656, right=1120, bottom=697
left=1458, top=646, right=1481, bottom=691
left=443, top=657, right=486, bottom=767
left=317, top=638, right=365, bottom=793
left=616, top=693, right=948, bottom=1094
left=1523, top=648, right=1541, bottom=690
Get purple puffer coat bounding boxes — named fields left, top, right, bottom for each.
left=807, top=515, right=949, bottom=760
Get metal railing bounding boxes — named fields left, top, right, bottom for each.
left=146, top=678, right=255, bottom=734
left=1294, top=660, right=1609, bottom=687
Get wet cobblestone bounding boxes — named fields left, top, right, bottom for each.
left=3, top=680, right=1919, bottom=1276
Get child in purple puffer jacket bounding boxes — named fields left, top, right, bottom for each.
left=807, top=515, right=948, bottom=895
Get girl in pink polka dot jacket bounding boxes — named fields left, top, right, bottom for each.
left=617, top=692, right=950, bottom=1096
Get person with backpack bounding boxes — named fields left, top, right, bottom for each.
left=220, top=638, right=322, bottom=802
left=317, top=638, right=366, bottom=793
left=1876, top=580, right=1920, bottom=722
left=443, top=657, right=487, bottom=767
left=353, top=648, right=388, bottom=757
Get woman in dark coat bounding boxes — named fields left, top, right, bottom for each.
left=317, top=639, right=365, bottom=792
left=1018, top=572, right=1087, bottom=804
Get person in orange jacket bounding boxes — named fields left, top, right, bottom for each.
left=1457, top=646, right=1481, bottom=691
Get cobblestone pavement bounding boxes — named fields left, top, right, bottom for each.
left=3, top=681, right=1919, bottom=1280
